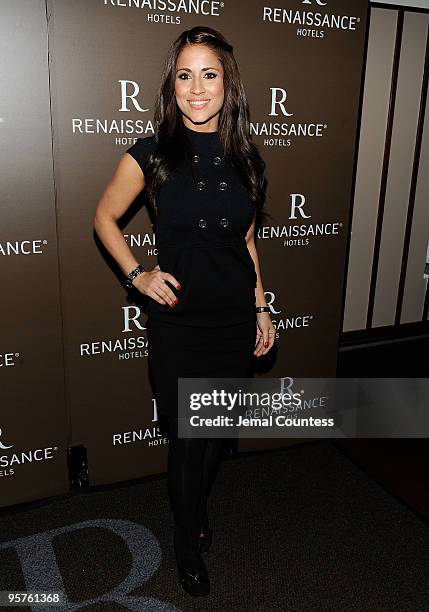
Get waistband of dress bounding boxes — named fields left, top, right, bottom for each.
left=156, top=235, right=247, bottom=249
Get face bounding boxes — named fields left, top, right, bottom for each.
left=175, top=44, right=224, bottom=132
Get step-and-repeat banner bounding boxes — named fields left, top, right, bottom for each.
left=1, top=0, right=369, bottom=507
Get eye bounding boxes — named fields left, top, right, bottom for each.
left=177, top=72, right=217, bottom=81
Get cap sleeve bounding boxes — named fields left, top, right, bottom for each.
left=126, top=137, right=156, bottom=173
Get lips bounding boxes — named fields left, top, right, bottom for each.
left=188, top=99, right=210, bottom=109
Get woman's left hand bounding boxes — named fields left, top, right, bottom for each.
left=254, top=312, right=276, bottom=357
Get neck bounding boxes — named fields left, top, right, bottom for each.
left=181, top=121, right=222, bottom=153
left=183, top=121, right=217, bottom=134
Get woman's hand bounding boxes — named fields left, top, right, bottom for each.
left=132, top=264, right=181, bottom=308
left=254, top=312, right=276, bottom=357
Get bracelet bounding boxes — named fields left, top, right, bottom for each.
left=256, top=306, right=271, bottom=313
left=125, top=264, right=145, bottom=288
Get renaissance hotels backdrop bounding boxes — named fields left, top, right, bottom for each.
left=0, top=0, right=369, bottom=508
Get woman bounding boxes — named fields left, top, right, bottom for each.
left=94, top=25, right=275, bottom=597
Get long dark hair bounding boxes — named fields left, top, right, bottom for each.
left=144, top=25, right=268, bottom=226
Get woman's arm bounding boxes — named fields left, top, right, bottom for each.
left=93, top=154, right=180, bottom=307
left=94, top=154, right=146, bottom=276
left=245, top=213, right=267, bottom=307
left=245, top=212, right=276, bottom=355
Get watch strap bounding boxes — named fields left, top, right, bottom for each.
left=125, top=264, right=145, bottom=288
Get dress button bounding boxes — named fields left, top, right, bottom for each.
left=220, top=217, right=230, bottom=228
left=196, top=180, right=206, bottom=190
left=198, top=218, right=207, bottom=228
left=193, top=154, right=200, bottom=163
left=219, top=181, right=228, bottom=191
left=213, top=156, right=222, bottom=166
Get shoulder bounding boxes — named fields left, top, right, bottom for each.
left=125, top=136, right=157, bottom=171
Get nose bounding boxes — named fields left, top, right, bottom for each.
left=191, top=77, right=205, bottom=95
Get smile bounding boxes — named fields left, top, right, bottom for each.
left=188, top=100, right=210, bottom=109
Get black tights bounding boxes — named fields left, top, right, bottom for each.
left=159, top=415, right=224, bottom=562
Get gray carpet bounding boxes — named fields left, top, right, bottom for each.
left=1, top=440, right=428, bottom=611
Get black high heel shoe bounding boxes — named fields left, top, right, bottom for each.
left=199, top=525, right=213, bottom=556
left=174, top=528, right=210, bottom=597
left=177, top=560, right=210, bottom=597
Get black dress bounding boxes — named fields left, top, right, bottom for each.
left=126, top=123, right=258, bottom=418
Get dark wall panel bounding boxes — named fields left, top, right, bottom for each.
left=0, top=0, right=68, bottom=507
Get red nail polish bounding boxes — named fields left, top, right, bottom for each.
left=264, top=341, right=268, bottom=347
left=177, top=283, right=182, bottom=290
